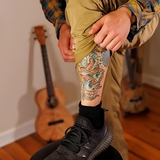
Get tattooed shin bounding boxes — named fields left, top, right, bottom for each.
left=76, top=46, right=110, bottom=101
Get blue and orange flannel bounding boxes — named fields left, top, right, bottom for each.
left=40, top=0, right=160, bottom=41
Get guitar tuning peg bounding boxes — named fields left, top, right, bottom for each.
left=45, top=36, right=48, bottom=38
left=34, top=37, right=37, bottom=40
left=32, top=31, right=35, bottom=34
left=44, top=30, right=47, bottom=32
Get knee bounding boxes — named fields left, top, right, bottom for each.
left=121, top=14, right=159, bottom=50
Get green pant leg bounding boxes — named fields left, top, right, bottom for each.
left=102, top=52, right=129, bottom=160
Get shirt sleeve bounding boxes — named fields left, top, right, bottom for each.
left=40, top=0, right=66, bottom=39
left=120, top=0, right=160, bottom=42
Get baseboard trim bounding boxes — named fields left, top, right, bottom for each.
left=142, top=74, right=160, bottom=89
left=0, top=101, right=79, bottom=147
left=0, top=119, right=35, bottom=147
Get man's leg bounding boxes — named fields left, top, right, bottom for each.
left=76, top=46, right=109, bottom=107
left=76, top=45, right=110, bottom=129
left=64, top=0, right=129, bottom=159
left=45, top=46, right=113, bottom=160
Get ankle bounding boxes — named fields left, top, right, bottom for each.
left=79, top=101, right=104, bottom=129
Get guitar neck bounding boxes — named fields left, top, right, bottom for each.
left=40, top=45, right=55, bottom=98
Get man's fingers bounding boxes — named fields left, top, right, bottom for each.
left=70, top=37, right=75, bottom=50
left=111, top=41, right=122, bottom=51
left=94, top=25, right=108, bottom=44
left=58, top=38, right=74, bottom=56
left=103, top=35, right=120, bottom=50
left=89, top=17, right=105, bottom=35
left=63, top=48, right=75, bottom=56
left=99, top=31, right=117, bottom=48
left=59, top=41, right=75, bottom=62
left=62, top=55, right=75, bottom=62
left=58, top=23, right=75, bottom=62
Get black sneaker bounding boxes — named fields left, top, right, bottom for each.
left=44, top=115, right=113, bottom=160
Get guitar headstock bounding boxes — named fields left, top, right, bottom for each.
left=34, top=26, right=46, bottom=45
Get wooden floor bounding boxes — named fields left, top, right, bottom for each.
left=122, top=85, right=160, bottom=160
left=0, top=84, right=160, bottom=160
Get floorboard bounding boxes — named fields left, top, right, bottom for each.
left=2, top=142, right=30, bottom=160
left=17, top=136, right=44, bottom=156
left=0, top=148, right=15, bottom=160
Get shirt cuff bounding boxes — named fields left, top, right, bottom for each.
left=127, top=21, right=137, bottom=42
left=119, top=0, right=142, bottom=42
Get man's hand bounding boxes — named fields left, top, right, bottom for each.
left=89, top=7, right=134, bottom=51
left=58, top=23, right=75, bottom=62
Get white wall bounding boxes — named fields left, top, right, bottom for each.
left=141, top=23, right=160, bottom=88
left=0, top=0, right=80, bottom=147
left=122, top=22, right=160, bottom=88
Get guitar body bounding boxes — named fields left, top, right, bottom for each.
left=120, top=49, right=149, bottom=117
left=35, top=87, right=74, bottom=141
left=120, top=74, right=149, bottom=117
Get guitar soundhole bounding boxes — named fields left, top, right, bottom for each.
left=130, top=97, right=142, bottom=102
left=47, top=97, right=58, bottom=108
left=48, top=120, right=64, bottom=126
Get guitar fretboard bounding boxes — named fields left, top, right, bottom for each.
left=41, top=45, right=55, bottom=98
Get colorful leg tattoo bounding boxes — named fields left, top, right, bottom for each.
left=76, top=46, right=110, bottom=101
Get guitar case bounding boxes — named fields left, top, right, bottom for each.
left=30, top=140, right=123, bottom=160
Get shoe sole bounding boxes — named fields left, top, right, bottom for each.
left=87, top=129, right=113, bottom=160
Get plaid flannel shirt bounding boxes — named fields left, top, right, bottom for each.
left=40, top=0, right=66, bottom=39
left=40, top=0, right=160, bottom=41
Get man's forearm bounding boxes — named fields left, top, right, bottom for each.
left=40, top=0, right=66, bottom=39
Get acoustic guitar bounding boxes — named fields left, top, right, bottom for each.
left=34, top=26, right=74, bottom=142
left=120, top=49, right=149, bottom=117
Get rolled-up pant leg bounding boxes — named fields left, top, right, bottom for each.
left=102, top=52, right=129, bottom=160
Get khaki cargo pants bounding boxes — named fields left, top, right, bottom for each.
left=65, top=0, right=159, bottom=159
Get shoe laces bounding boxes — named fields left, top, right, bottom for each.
left=62, top=125, right=89, bottom=152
